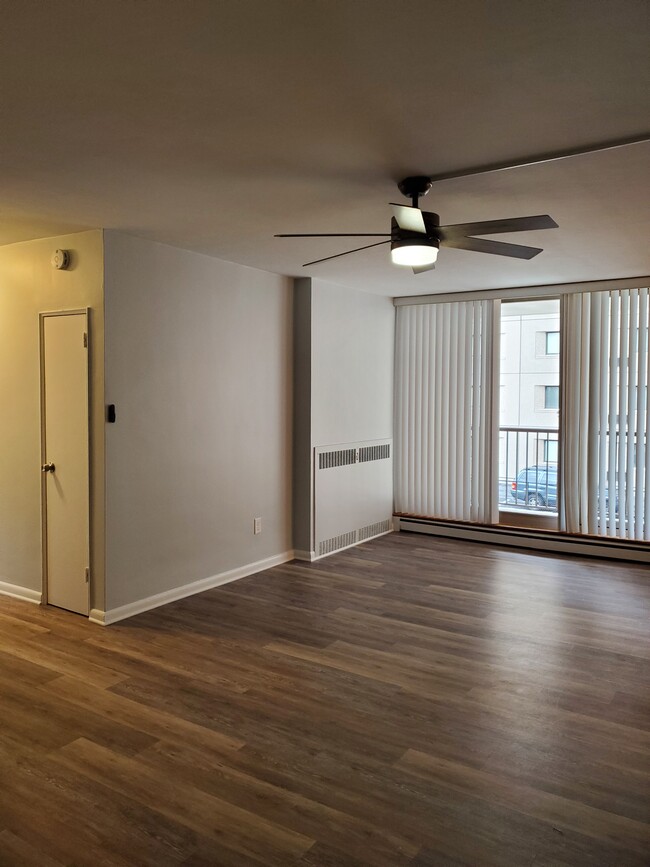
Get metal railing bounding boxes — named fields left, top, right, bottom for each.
left=499, top=427, right=646, bottom=521
left=499, top=427, right=559, bottom=513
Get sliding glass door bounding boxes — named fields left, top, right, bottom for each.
left=498, top=299, right=560, bottom=530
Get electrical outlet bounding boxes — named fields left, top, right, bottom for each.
left=254, top=517, right=262, bottom=535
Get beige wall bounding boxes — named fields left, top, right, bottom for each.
left=0, top=230, right=105, bottom=608
left=104, top=232, right=293, bottom=611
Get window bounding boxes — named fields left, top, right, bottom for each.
left=395, top=285, right=650, bottom=542
left=544, top=385, right=559, bottom=409
left=544, top=440, right=558, bottom=462
left=562, top=287, right=650, bottom=539
left=545, top=331, right=560, bottom=354
left=394, top=299, right=495, bottom=522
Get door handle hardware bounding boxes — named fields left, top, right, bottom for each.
left=41, top=462, right=56, bottom=473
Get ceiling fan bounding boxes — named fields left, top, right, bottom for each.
left=275, top=175, right=558, bottom=274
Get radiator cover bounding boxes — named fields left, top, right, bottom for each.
left=314, top=438, right=393, bottom=558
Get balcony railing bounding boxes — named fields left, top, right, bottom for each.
left=499, top=427, right=558, bottom=513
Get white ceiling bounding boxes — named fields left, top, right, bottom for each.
left=1, top=0, right=649, bottom=296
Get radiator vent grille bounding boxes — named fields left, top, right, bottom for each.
left=319, top=530, right=358, bottom=556
left=318, top=448, right=357, bottom=470
left=358, top=444, right=390, bottom=463
left=318, top=444, right=390, bottom=469
left=358, top=519, right=392, bottom=541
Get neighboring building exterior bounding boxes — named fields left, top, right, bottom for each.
left=499, top=299, right=560, bottom=507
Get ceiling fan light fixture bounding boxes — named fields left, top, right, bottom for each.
left=276, top=177, right=556, bottom=271
left=391, top=238, right=439, bottom=267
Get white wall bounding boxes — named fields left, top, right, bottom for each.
left=311, top=279, right=394, bottom=446
left=292, top=278, right=394, bottom=555
left=104, top=232, right=292, bottom=611
left=0, top=230, right=105, bottom=607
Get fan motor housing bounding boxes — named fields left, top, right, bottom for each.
left=397, top=176, right=433, bottom=200
left=391, top=212, right=440, bottom=242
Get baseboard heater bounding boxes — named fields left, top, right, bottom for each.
left=398, top=517, right=650, bottom=564
left=313, top=439, right=393, bottom=559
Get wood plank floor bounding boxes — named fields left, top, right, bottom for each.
left=0, top=532, right=649, bottom=866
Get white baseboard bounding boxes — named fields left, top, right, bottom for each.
left=293, top=549, right=317, bottom=561
left=89, top=550, right=295, bottom=626
left=398, top=518, right=650, bottom=563
left=0, top=580, right=42, bottom=605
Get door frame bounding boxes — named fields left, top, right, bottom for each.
left=39, top=308, right=91, bottom=611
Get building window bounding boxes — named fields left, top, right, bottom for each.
left=543, top=439, right=558, bottom=462
left=545, top=331, right=560, bottom=355
left=544, top=385, right=559, bottom=409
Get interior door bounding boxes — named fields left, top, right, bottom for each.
left=40, top=310, right=90, bottom=615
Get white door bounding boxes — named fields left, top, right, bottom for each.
left=40, top=311, right=90, bottom=615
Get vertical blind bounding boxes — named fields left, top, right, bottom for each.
left=394, top=299, right=498, bottom=522
left=561, top=287, right=650, bottom=539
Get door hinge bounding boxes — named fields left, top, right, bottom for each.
left=83, top=332, right=88, bottom=348
left=85, top=567, right=90, bottom=583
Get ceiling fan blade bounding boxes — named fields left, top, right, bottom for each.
left=303, top=240, right=391, bottom=267
left=390, top=204, right=427, bottom=234
left=442, top=237, right=543, bottom=259
left=412, top=262, right=436, bottom=274
left=275, top=233, right=389, bottom=237
left=438, top=214, right=558, bottom=240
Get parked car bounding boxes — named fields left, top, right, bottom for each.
left=511, top=465, right=620, bottom=515
left=511, top=465, right=557, bottom=509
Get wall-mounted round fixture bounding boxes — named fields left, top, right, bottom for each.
left=52, top=249, right=71, bottom=270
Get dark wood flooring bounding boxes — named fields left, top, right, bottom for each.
left=0, top=532, right=649, bottom=866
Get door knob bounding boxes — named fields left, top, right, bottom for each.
left=41, top=462, right=56, bottom=473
